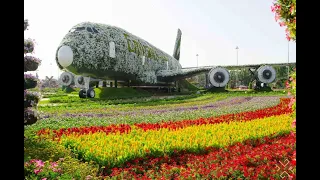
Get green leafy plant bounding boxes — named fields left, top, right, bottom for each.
left=24, top=138, right=101, bottom=179
left=24, top=157, right=101, bottom=180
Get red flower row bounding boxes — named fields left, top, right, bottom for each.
left=102, top=132, right=296, bottom=179
left=37, top=124, right=132, bottom=140
left=135, top=98, right=291, bottom=131
left=37, top=98, right=291, bottom=139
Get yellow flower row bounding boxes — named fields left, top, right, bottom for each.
left=60, top=114, right=294, bottom=167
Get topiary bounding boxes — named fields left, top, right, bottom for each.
left=24, top=19, right=42, bottom=126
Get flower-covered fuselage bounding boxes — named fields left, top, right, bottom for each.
left=56, top=22, right=182, bottom=84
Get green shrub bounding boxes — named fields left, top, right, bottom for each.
left=62, top=85, right=76, bottom=93
left=24, top=138, right=101, bottom=179
left=42, top=93, right=68, bottom=98
left=97, top=87, right=151, bottom=99
left=58, top=156, right=101, bottom=179
left=24, top=138, right=70, bottom=162
left=40, top=87, right=62, bottom=93
left=24, top=156, right=101, bottom=180
left=178, top=79, right=199, bottom=91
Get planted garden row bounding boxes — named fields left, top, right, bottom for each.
left=37, top=98, right=291, bottom=139
left=103, top=132, right=296, bottom=179
left=59, top=114, right=293, bottom=168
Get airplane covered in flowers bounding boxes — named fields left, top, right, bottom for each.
left=56, top=22, right=295, bottom=98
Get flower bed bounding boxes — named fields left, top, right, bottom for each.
left=24, top=156, right=100, bottom=180
left=37, top=98, right=291, bottom=138
left=57, top=114, right=293, bottom=168
left=134, top=98, right=291, bottom=131
left=62, top=96, right=251, bottom=118
left=30, top=96, right=283, bottom=132
left=25, top=93, right=296, bottom=179
left=103, top=132, right=296, bottom=179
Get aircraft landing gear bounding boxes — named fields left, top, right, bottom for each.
left=87, top=88, right=95, bottom=98
left=79, top=88, right=95, bottom=98
left=75, top=76, right=97, bottom=99
left=79, top=89, right=86, bottom=98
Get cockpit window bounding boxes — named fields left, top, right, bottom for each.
left=70, top=27, right=85, bottom=32
left=69, top=26, right=99, bottom=34
left=86, top=27, right=93, bottom=33
left=92, top=27, right=99, bottom=33
left=77, top=27, right=85, bottom=31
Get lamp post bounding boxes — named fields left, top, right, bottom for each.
left=196, top=54, right=199, bottom=84
left=235, top=46, right=239, bottom=88
left=196, top=54, right=199, bottom=67
left=236, top=46, right=239, bottom=66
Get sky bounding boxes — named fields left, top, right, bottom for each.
left=24, top=0, right=296, bottom=80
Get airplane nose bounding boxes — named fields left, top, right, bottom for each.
left=57, top=45, right=73, bottom=67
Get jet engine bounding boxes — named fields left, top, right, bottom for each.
left=59, top=72, right=74, bottom=86
left=256, top=65, right=276, bottom=84
left=75, top=75, right=86, bottom=88
left=208, top=66, right=230, bottom=87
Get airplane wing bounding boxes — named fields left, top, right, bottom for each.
left=182, top=62, right=296, bottom=70
left=156, top=67, right=212, bottom=82
left=156, top=62, right=296, bottom=83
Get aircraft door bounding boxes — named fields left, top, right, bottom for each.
left=109, top=41, right=116, bottom=58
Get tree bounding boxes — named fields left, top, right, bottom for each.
left=228, top=69, right=252, bottom=88
left=271, top=0, right=296, bottom=41
left=24, top=19, right=42, bottom=126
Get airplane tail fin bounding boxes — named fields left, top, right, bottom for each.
left=173, top=29, right=182, bottom=61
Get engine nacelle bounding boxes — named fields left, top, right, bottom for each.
left=256, top=65, right=276, bottom=84
left=59, top=72, right=74, bottom=86
left=75, top=75, right=86, bottom=88
left=208, top=66, right=230, bottom=87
